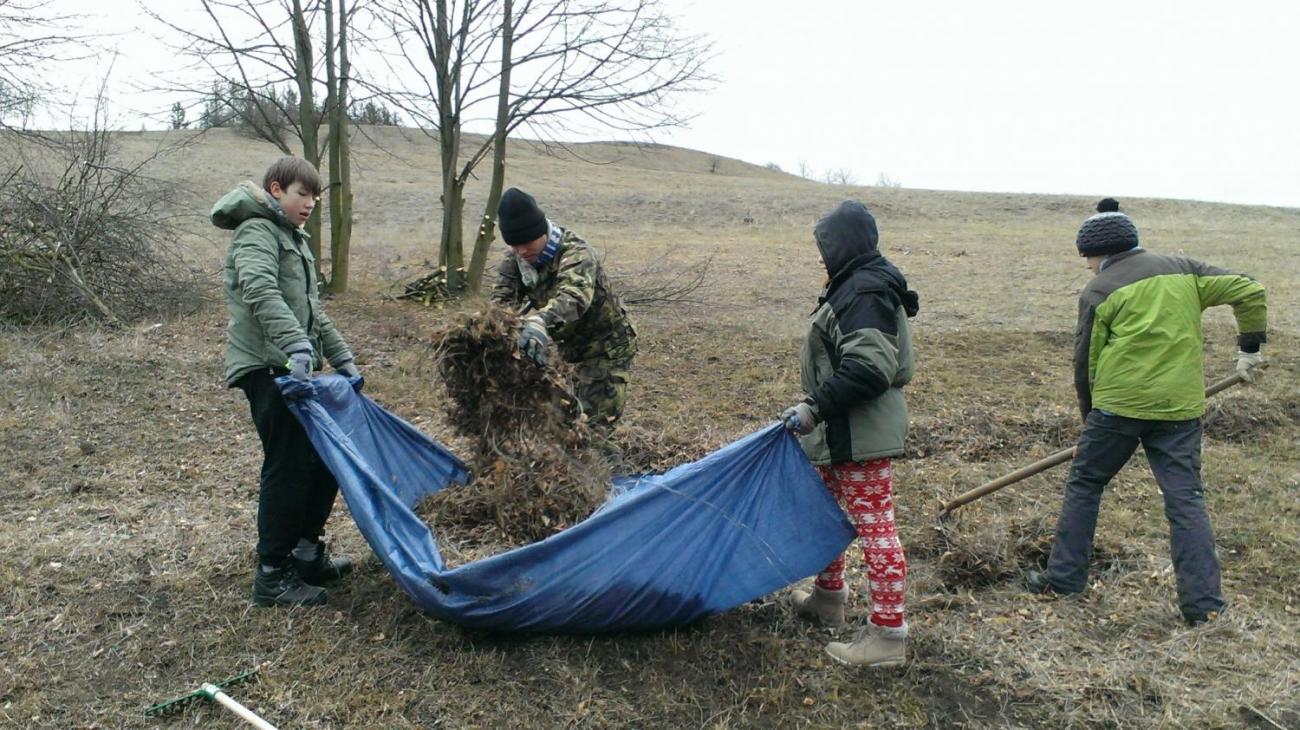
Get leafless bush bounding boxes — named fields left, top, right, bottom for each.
left=0, top=124, right=205, bottom=325
left=823, top=167, right=857, bottom=186
left=610, top=248, right=713, bottom=308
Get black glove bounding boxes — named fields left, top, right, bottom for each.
left=781, top=402, right=818, bottom=435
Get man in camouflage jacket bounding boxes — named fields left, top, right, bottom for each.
left=491, top=187, right=638, bottom=428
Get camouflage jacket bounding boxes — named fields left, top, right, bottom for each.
left=491, top=228, right=637, bottom=363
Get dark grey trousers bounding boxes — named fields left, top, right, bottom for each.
left=1047, top=410, right=1226, bottom=620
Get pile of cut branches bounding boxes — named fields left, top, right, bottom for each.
left=423, top=305, right=609, bottom=544
left=395, top=266, right=466, bottom=306
left=0, top=128, right=204, bottom=325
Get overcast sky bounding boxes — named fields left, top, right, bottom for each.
left=46, top=0, right=1300, bottom=207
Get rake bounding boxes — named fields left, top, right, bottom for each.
left=144, top=668, right=278, bottom=729
left=937, top=368, right=1262, bottom=518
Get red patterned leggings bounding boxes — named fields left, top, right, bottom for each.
left=814, top=459, right=907, bottom=628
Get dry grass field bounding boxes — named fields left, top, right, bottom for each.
left=2, top=127, right=1298, bottom=728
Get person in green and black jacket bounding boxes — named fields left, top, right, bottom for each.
left=491, top=187, right=638, bottom=430
left=781, top=200, right=919, bottom=668
left=214, top=156, right=357, bottom=608
left=1027, top=198, right=1268, bottom=627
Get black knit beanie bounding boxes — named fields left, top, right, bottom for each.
left=497, top=187, right=549, bottom=245
left=1076, top=198, right=1139, bottom=257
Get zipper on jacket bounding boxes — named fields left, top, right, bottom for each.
left=295, top=233, right=315, bottom=341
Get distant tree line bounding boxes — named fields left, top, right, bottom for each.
left=180, top=81, right=401, bottom=132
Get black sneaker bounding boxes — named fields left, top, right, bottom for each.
left=1184, top=608, right=1225, bottom=627
left=252, top=563, right=328, bottom=607
left=289, top=541, right=354, bottom=585
left=1025, top=570, right=1080, bottom=596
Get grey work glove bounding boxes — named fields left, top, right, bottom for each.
left=284, top=341, right=314, bottom=381
left=1235, top=350, right=1264, bottom=383
left=518, top=315, right=551, bottom=368
left=781, top=402, right=818, bottom=435
left=334, top=359, right=361, bottom=378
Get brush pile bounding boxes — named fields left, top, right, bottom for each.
left=911, top=510, right=1138, bottom=590
left=909, top=513, right=1055, bottom=589
left=1202, top=391, right=1300, bottom=442
left=396, top=266, right=466, bottom=306
left=423, top=305, right=609, bottom=545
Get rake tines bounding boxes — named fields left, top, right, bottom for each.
left=144, top=668, right=269, bottom=726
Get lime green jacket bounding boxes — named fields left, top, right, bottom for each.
left=213, top=182, right=353, bottom=386
left=1074, top=249, right=1267, bottom=421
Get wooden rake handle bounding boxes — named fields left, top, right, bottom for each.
left=936, top=368, right=1260, bottom=518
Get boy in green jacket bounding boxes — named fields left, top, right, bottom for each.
left=781, top=200, right=920, bottom=667
left=213, top=156, right=359, bottom=607
left=1028, top=198, right=1267, bottom=626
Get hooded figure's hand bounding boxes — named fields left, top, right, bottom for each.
left=781, top=402, right=818, bottom=435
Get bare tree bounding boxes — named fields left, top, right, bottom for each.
left=323, top=0, right=354, bottom=292
left=147, top=0, right=356, bottom=291
left=824, top=167, right=856, bottom=186
left=874, top=171, right=901, bottom=188
left=372, top=0, right=713, bottom=295
left=0, top=0, right=88, bottom=129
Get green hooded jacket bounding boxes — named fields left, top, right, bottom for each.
left=798, top=201, right=919, bottom=465
left=214, top=181, right=353, bottom=386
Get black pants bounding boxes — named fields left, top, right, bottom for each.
left=1047, top=410, right=1226, bottom=620
left=235, top=368, right=339, bottom=565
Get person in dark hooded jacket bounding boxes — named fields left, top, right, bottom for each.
left=781, top=200, right=919, bottom=668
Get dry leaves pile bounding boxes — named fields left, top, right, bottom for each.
left=423, top=305, right=609, bottom=545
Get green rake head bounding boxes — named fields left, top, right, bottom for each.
left=144, top=668, right=260, bottom=718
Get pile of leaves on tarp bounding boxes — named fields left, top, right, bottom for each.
left=423, top=305, right=610, bottom=544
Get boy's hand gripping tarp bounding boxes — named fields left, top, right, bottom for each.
left=278, top=375, right=856, bottom=632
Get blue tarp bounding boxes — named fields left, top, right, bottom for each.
left=279, top=374, right=856, bottom=632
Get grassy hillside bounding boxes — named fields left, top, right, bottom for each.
left=1, top=127, right=1297, bottom=728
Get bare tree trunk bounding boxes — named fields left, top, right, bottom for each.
left=335, top=0, right=353, bottom=293
left=291, top=0, right=324, bottom=275
left=466, top=0, right=512, bottom=294
left=433, top=0, right=465, bottom=292
left=324, top=0, right=351, bottom=293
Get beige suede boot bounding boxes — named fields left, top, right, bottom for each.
left=825, top=622, right=907, bottom=667
left=785, top=585, right=847, bottom=627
